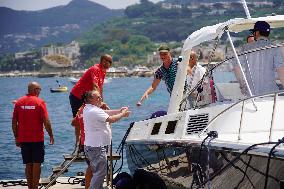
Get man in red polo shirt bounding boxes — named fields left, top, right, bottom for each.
left=12, top=82, right=54, bottom=189
left=69, top=54, right=112, bottom=118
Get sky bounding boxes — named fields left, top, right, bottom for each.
left=0, top=0, right=161, bottom=10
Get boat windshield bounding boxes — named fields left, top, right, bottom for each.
left=180, top=43, right=284, bottom=110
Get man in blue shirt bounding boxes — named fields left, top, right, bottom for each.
left=137, top=44, right=178, bottom=106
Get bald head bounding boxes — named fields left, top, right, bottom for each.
left=28, top=82, right=41, bottom=96
left=189, top=51, right=197, bottom=68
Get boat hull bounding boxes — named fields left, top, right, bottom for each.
left=50, top=87, right=68, bottom=93
left=125, top=141, right=284, bottom=189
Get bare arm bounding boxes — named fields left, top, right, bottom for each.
left=93, top=82, right=100, bottom=92
left=43, top=118, right=54, bottom=145
left=137, top=78, right=161, bottom=106
left=106, top=109, right=130, bottom=123
left=277, top=67, right=284, bottom=87
left=71, top=118, right=80, bottom=144
left=105, top=107, right=128, bottom=116
left=105, top=109, right=121, bottom=116
left=12, top=118, right=20, bottom=147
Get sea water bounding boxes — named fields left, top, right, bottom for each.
left=0, top=77, right=169, bottom=179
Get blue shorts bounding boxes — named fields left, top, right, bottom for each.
left=21, top=142, right=45, bottom=164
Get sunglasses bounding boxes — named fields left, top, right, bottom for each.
left=104, top=59, right=112, bottom=64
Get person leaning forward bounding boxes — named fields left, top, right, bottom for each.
left=69, top=54, right=113, bottom=118
left=83, top=90, right=130, bottom=189
left=12, top=82, right=54, bottom=189
left=137, top=44, right=179, bottom=106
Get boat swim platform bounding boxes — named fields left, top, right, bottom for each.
left=0, top=176, right=112, bottom=189
left=0, top=152, right=121, bottom=189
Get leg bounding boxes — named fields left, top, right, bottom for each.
left=85, top=146, right=107, bottom=189
left=30, top=142, right=44, bottom=189
left=85, top=166, right=92, bottom=189
left=32, top=163, right=41, bottom=189
left=21, top=143, right=33, bottom=189
left=69, top=93, right=83, bottom=118
left=82, top=145, right=92, bottom=189
left=25, top=163, right=33, bottom=189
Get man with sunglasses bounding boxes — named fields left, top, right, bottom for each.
left=69, top=54, right=112, bottom=118
left=12, top=82, right=54, bottom=189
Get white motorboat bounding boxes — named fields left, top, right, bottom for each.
left=124, top=2, right=284, bottom=189
left=68, top=77, right=79, bottom=85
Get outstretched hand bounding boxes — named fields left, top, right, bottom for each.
left=121, top=108, right=131, bottom=117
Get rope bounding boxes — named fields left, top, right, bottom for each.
left=112, top=122, right=135, bottom=174
left=235, top=155, right=252, bottom=189
left=199, top=140, right=284, bottom=188
left=264, top=138, right=284, bottom=189
left=0, top=180, right=28, bottom=187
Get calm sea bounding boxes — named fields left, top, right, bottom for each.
left=0, top=76, right=169, bottom=179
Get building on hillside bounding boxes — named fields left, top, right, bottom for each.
left=41, top=41, right=80, bottom=60
left=15, top=51, right=37, bottom=59
left=147, top=52, right=162, bottom=65
left=250, top=1, right=274, bottom=7
left=161, top=3, right=182, bottom=9
left=41, top=41, right=81, bottom=70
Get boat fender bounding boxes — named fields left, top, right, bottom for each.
left=150, top=111, right=167, bottom=119
left=113, top=172, right=135, bottom=189
left=133, top=169, right=166, bottom=189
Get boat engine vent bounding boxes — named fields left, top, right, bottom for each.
left=186, top=113, right=209, bottom=135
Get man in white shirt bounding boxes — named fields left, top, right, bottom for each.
left=83, top=90, right=130, bottom=189
left=186, top=51, right=207, bottom=108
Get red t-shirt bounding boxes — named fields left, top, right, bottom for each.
left=12, top=94, right=48, bottom=142
left=71, top=64, right=106, bottom=99
left=74, top=104, right=85, bottom=145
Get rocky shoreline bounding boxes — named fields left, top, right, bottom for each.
left=0, top=70, right=155, bottom=78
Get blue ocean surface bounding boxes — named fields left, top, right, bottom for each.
left=0, top=77, right=169, bottom=179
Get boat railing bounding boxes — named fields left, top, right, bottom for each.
left=198, top=90, right=284, bottom=142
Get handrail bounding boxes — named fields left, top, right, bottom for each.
left=237, top=100, right=245, bottom=141
left=198, top=90, right=284, bottom=137
left=269, top=93, right=278, bottom=142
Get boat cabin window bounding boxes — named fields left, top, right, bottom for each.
left=151, top=122, right=162, bottom=135
left=165, top=120, right=178, bottom=134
